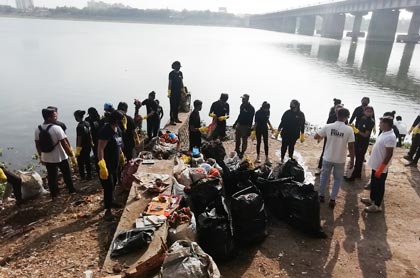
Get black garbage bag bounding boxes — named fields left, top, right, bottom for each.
left=231, top=186, right=268, bottom=244
left=111, top=228, right=154, bottom=258
left=218, top=159, right=254, bottom=197
left=197, top=196, right=235, bottom=261
left=278, top=159, right=305, bottom=182
left=186, top=177, right=223, bottom=215
left=201, top=140, right=226, bottom=161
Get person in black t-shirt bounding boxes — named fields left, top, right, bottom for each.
left=156, top=99, right=164, bottom=130
left=189, top=100, right=204, bottom=151
left=349, top=97, right=376, bottom=132
left=97, top=110, right=124, bottom=221
left=117, top=102, right=136, bottom=160
left=233, top=94, right=255, bottom=159
left=404, top=114, right=420, bottom=163
left=276, top=100, right=306, bottom=162
left=209, top=93, right=230, bottom=140
left=254, top=101, right=273, bottom=165
left=86, top=107, right=101, bottom=164
left=345, top=106, right=375, bottom=181
left=74, top=110, right=93, bottom=180
left=140, top=91, right=160, bottom=142
left=168, top=61, right=185, bottom=125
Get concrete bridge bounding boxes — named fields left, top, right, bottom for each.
left=250, top=0, right=420, bottom=43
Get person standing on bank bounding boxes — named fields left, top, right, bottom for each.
left=345, top=106, right=375, bottom=182
left=315, top=108, right=355, bottom=209
left=117, top=102, right=136, bottom=160
left=35, top=108, right=77, bottom=199
left=233, top=94, right=255, bottom=159
left=0, top=166, right=23, bottom=206
left=189, top=100, right=208, bottom=151
left=254, top=101, right=273, bottom=165
left=74, top=110, right=93, bottom=180
left=404, top=114, right=420, bottom=162
left=209, top=93, right=230, bottom=140
left=349, top=97, right=376, bottom=134
left=276, top=99, right=306, bottom=163
left=141, top=91, right=160, bottom=143
left=168, top=61, right=186, bottom=125
left=97, top=110, right=124, bottom=221
left=360, top=116, right=396, bottom=213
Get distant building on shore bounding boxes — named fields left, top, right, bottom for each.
left=218, top=7, right=227, bottom=13
left=15, top=0, right=33, bottom=10
left=87, top=0, right=130, bottom=10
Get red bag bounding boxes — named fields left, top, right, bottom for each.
left=121, top=158, right=141, bottom=191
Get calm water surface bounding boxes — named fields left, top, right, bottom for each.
left=1, top=17, right=419, bottom=169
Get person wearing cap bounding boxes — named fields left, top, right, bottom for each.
left=168, top=61, right=185, bottom=125
left=360, top=116, right=396, bottom=213
left=74, top=110, right=93, bottom=180
left=316, top=100, right=344, bottom=174
left=85, top=107, right=101, bottom=163
left=276, top=99, right=305, bottom=162
left=233, top=94, right=255, bottom=159
left=35, top=108, right=77, bottom=199
left=349, top=97, right=376, bottom=133
left=209, top=93, right=230, bottom=140
left=117, top=102, right=136, bottom=160
left=345, top=106, right=375, bottom=181
left=99, top=102, right=115, bottom=131
left=97, top=110, right=124, bottom=221
left=140, top=91, right=160, bottom=143
left=254, top=101, right=273, bottom=165
left=315, top=108, right=355, bottom=209
left=404, top=114, right=420, bottom=163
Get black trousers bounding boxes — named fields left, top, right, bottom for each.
left=170, top=95, right=181, bottom=122
left=318, top=138, right=327, bottom=169
left=281, top=135, right=298, bottom=160
left=256, top=129, right=269, bottom=156
left=189, top=132, right=201, bottom=151
left=370, top=169, right=388, bottom=206
left=352, top=139, right=369, bottom=178
left=45, top=159, right=75, bottom=197
left=408, top=133, right=420, bottom=159
left=147, top=118, right=159, bottom=140
left=1, top=167, right=22, bottom=201
left=213, top=121, right=227, bottom=140
left=77, top=146, right=92, bottom=179
left=100, top=171, right=117, bottom=210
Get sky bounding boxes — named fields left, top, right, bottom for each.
left=0, top=0, right=328, bottom=14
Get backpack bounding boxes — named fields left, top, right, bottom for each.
left=38, top=124, right=58, bottom=153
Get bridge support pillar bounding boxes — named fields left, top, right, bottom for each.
left=346, top=12, right=367, bottom=40
left=367, top=9, right=400, bottom=42
left=298, top=15, right=316, bottom=36
left=282, top=17, right=297, bottom=33
left=396, top=9, right=420, bottom=43
left=321, top=13, right=345, bottom=40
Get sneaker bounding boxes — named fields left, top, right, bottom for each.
left=360, top=197, right=372, bottom=206
left=328, top=199, right=336, bottom=209
left=255, top=156, right=261, bottom=163
left=364, top=204, right=382, bottom=213
left=319, top=196, right=325, bottom=203
left=314, top=169, right=321, bottom=176
left=170, top=121, right=177, bottom=126
left=104, top=209, right=114, bottom=221
left=175, top=119, right=182, bottom=123
left=364, top=183, right=371, bottom=190
left=406, top=161, right=418, bottom=167
left=344, top=176, right=355, bottom=182
left=403, top=155, right=413, bottom=161
left=265, top=159, right=272, bottom=166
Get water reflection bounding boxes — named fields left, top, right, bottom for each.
left=318, top=44, right=341, bottom=63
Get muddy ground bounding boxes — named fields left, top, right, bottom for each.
left=1, top=135, right=420, bottom=278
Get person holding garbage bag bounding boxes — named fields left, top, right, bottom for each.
left=97, top=110, right=125, bottom=221
left=209, top=93, right=230, bottom=140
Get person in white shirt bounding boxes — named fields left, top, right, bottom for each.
left=395, top=116, right=407, bottom=147
left=34, top=108, right=77, bottom=199
left=361, top=116, right=396, bottom=213
left=315, top=108, right=355, bottom=209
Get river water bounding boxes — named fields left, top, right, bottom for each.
left=1, top=17, right=419, bottom=169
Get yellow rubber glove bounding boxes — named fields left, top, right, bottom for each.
left=143, top=115, right=148, bottom=120
left=198, top=127, right=209, bottom=133
left=250, top=130, right=256, bottom=141
left=75, top=147, right=82, bottom=157
left=408, top=126, right=414, bottom=135
left=300, top=133, right=305, bottom=143
left=69, top=146, right=78, bottom=166
left=413, top=126, right=420, bottom=135
left=0, top=168, right=7, bottom=183
left=372, top=125, right=377, bottom=135
left=121, top=115, right=127, bottom=131
left=274, top=130, right=280, bottom=139
left=268, top=124, right=274, bottom=131
left=218, top=115, right=228, bottom=121
left=134, top=133, right=141, bottom=145
left=98, top=159, right=109, bottom=180
left=167, top=89, right=171, bottom=98
left=350, top=124, right=360, bottom=134
left=209, top=113, right=216, bottom=118
left=120, top=152, right=126, bottom=166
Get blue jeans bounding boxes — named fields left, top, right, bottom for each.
left=319, top=160, right=345, bottom=200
